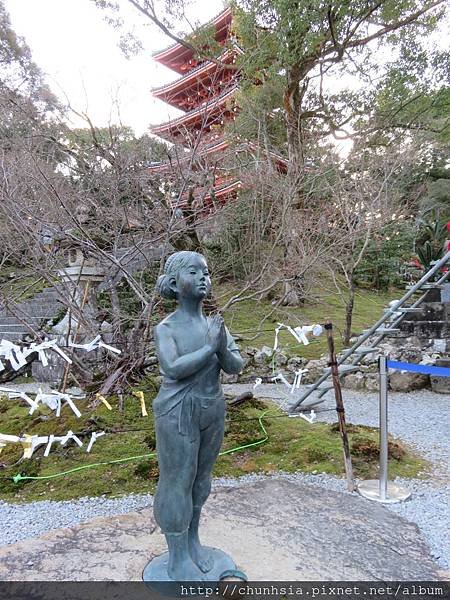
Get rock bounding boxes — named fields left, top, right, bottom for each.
left=243, top=347, right=258, bottom=357
left=237, top=373, right=262, bottom=384
left=342, top=372, right=365, bottom=390
left=430, top=358, right=450, bottom=394
left=65, top=387, right=86, bottom=398
left=303, top=357, right=328, bottom=383
left=287, top=356, right=308, bottom=372
left=221, top=373, right=239, bottom=384
left=274, top=352, right=288, bottom=367
left=360, top=352, right=379, bottom=365
left=389, top=371, right=429, bottom=392
left=261, top=345, right=273, bottom=356
left=364, top=373, right=379, bottom=392
left=254, top=346, right=273, bottom=365
left=147, top=356, right=158, bottom=366
left=398, top=348, right=423, bottom=364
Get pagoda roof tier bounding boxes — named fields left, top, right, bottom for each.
left=152, top=46, right=242, bottom=112
left=179, top=177, right=243, bottom=207
left=201, top=178, right=243, bottom=202
left=147, top=136, right=230, bottom=173
left=147, top=138, right=288, bottom=174
left=153, top=7, right=233, bottom=74
left=150, top=86, right=237, bottom=142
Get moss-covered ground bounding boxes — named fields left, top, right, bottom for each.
left=0, top=383, right=427, bottom=503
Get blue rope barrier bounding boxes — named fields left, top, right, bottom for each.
left=386, top=360, right=450, bottom=377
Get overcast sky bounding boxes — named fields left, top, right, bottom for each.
left=4, top=0, right=224, bottom=135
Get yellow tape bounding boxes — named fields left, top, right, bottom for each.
left=132, top=391, right=148, bottom=417
left=95, top=393, right=112, bottom=411
left=22, top=434, right=34, bottom=459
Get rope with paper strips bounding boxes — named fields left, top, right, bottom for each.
left=0, top=335, right=121, bottom=375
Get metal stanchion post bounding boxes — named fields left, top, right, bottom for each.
left=379, top=356, right=388, bottom=501
left=358, top=356, right=411, bottom=504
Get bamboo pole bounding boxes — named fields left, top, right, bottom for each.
left=324, top=321, right=355, bottom=492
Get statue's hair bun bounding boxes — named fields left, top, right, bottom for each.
left=156, top=273, right=177, bottom=300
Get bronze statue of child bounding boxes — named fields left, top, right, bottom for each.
left=153, top=251, right=244, bottom=581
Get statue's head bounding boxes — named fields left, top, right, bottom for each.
left=156, top=251, right=211, bottom=301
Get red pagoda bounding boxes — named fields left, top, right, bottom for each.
left=149, top=6, right=287, bottom=209
left=149, top=7, right=242, bottom=207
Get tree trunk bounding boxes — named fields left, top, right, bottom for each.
left=281, top=279, right=302, bottom=306
left=343, top=277, right=355, bottom=346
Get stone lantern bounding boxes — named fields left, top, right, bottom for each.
left=53, top=247, right=105, bottom=338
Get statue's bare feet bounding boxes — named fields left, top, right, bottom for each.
left=168, top=556, right=205, bottom=581
left=189, top=540, right=215, bottom=573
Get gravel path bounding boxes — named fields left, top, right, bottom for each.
left=0, top=383, right=448, bottom=573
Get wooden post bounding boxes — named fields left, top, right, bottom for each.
left=324, top=321, right=355, bottom=492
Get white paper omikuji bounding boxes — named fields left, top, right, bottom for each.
left=43, top=434, right=66, bottom=457
left=0, top=432, right=21, bottom=453
left=23, top=339, right=72, bottom=365
left=289, top=410, right=316, bottom=424
left=22, top=434, right=50, bottom=458
left=60, top=430, right=83, bottom=448
left=271, top=372, right=291, bottom=388
left=290, top=368, right=309, bottom=393
left=1, top=429, right=104, bottom=458
left=86, top=431, right=105, bottom=453
left=0, top=339, right=27, bottom=370
left=0, top=386, right=39, bottom=414
left=33, top=390, right=81, bottom=418
left=69, top=335, right=121, bottom=355
left=273, top=323, right=323, bottom=350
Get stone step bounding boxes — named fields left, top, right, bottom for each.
left=0, top=285, right=63, bottom=345
left=33, top=294, right=61, bottom=303
left=18, top=299, right=61, bottom=308
left=0, top=323, right=30, bottom=330
left=19, top=309, right=58, bottom=316
left=6, top=305, right=60, bottom=315
left=0, top=315, right=56, bottom=324
left=0, top=315, right=46, bottom=324
left=0, top=332, right=28, bottom=341
left=397, top=320, right=450, bottom=338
